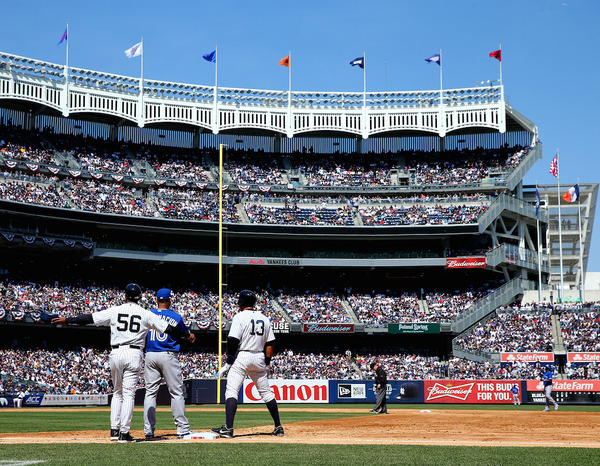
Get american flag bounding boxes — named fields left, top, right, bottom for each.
left=549, top=156, right=558, bottom=177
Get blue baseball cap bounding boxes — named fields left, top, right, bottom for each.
left=156, top=288, right=172, bottom=300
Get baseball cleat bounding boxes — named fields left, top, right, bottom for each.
left=542, top=407, right=549, bottom=412
left=211, top=425, right=234, bottom=438
left=555, top=405, right=559, bottom=411
left=177, top=431, right=193, bottom=439
left=110, top=429, right=119, bottom=441
left=272, top=425, right=285, bottom=436
left=369, top=409, right=379, bottom=413
left=145, top=433, right=154, bottom=440
left=118, top=431, right=136, bottom=443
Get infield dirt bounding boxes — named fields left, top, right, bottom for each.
left=1, top=408, right=599, bottom=448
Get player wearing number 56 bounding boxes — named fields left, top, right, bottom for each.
left=51, top=283, right=192, bottom=443
left=212, top=290, right=284, bottom=438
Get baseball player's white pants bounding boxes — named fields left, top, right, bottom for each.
left=225, top=351, right=275, bottom=403
left=143, top=351, right=190, bottom=436
left=544, top=384, right=558, bottom=407
left=512, top=393, right=520, bottom=405
left=110, top=348, right=143, bottom=433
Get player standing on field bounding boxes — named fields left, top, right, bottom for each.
left=510, top=384, right=520, bottom=406
left=542, top=368, right=559, bottom=411
left=211, top=290, right=284, bottom=438
left=50, top=283, right=192, bottom=443
left=144, top=288, right=196, bottom=440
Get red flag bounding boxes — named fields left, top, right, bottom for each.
left=549, top=156, right=558, bottom=177
left=278, top=55, right=290, bottom=68
left=489, top=50, right=501, bottom=61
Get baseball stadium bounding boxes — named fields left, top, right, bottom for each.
left=1, top=8, right=600, bottom=464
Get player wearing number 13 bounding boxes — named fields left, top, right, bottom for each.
left=211, top=290, right=284, bottom=438
left=51, top=283, right=192, bottom=443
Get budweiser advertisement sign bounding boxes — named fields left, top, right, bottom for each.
left=526, top=380, right=600, bottom=392
left=500, top=352, right=554, bottom=363
left=567, top=352, right=600, bottom=363
left=424, top=380, right=521, bottom=404
left=242, top=379, right=329, bottom=403
left=302, top=323, right=355, bottom=333
left=446, top=257, right=487, bottom=269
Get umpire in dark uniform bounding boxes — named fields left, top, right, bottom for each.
left=369, top=362, right=388, bottom=414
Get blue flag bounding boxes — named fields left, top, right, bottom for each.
left=349, top=56, right=364, bottom=69
left=203, top=50, right=216, bottom=63
left=425, top=53, right=441, bottom=65
left=58, top=28, right=67, bottom=46
left=535, top=187, right=541, bottom=217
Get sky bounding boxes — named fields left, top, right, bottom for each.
left=1, top=0, right=599, bottom=270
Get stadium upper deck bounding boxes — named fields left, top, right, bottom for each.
left=0, top=51, right=536, bottom=139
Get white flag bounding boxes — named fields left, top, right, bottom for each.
left=124, top=42, right=142, bottom=58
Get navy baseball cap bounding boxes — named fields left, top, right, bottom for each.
left=156, top=288, right=172, bottom=300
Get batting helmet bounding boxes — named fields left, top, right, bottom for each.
left=125, top=283, right=142, bottom=302
left=238, top=289, right=257, bottom=308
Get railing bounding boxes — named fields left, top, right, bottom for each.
left=450, top=278, right=535, bottom=333
left=0, top=51, right=511, bottom=138
left=478, top=192, right=549, bottom=232
left=486, top=243, right=550, bottom=273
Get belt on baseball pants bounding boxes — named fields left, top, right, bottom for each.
left=112, top=344, right=142, bottom=350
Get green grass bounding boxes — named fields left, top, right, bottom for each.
left=0, top=444, right=598, bottom=466
left=1, top=405, right=599, bottom=465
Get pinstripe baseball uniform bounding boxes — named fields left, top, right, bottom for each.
left=92, top=302, right=169, bottom=434
left=225, top=309, right=276, bottom=402
left=143, top=307, right=191, bottom=437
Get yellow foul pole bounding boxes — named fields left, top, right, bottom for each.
left=217, top=143, right=226, bottom=403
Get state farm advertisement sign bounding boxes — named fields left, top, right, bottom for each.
left=446, top=257, right=486, bottom=269
left=302, top=323, right=355, bottom=333
left=242, top=379, right=329, bottom=404
left=424, top=380, right=520, bottom=404
left=501, top=352, right=554, bottom=363
left=526, top=380, right=600, bottom=392
left=568, top=352, right=600, bottom=363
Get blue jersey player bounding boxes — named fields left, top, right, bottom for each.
left=143, top=288, right=196, bottom=439
left=542, top=369, right=558, bottom=412
left=510, top=384, right=520, bottom=406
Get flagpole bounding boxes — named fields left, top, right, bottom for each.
left=214, top=45, right=218, bottom=133
left=556, top=149, right=565, bottom=302
left=140, top=36, right=144, bottom=125
left=498, top=44, right=503, bottom=85
left=64, top=22, right=70, bottom=116
left=288, top=50, right=292, bottom=136
left=577, top=179, right=585, bottom=302
left=536, top=182, right=542, bottom=304
left=217, top=142, right=226, bottom=403
left=439, top=49, right=443, bottom=105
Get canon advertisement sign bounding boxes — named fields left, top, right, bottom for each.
left=446, top=257, right=487, bottom=269
left=242, top=380, right=329, bottom=403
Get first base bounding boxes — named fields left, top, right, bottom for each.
left=181, top=431, right=220, bottom=440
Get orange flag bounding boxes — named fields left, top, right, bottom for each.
left=278, top=55, right=290, bottom=68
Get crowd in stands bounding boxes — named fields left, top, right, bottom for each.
left=455, top=307, right=554, bottom=354
left=404, top=145, right=530, bottom=186
left=0, top=177, right=67, bottom=208
left=276, top=290, right=351, bottom=323
left=245, top=202, right=354, bottom=225
left=63, top=179, right=156, bottom=216
left=1, top=125, right=531, bottom=190
left=2, top=344, right=588, bottom=398
left=347, top=292, right=420, bottom=327
left=225, top=151, right=286, bottom=185
left=360, top=203, right=487, bottom=226
left=150, top=187, right=240, bottom=222
left=560, top=308, right=600, bottom=352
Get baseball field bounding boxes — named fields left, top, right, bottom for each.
left=1, top=404, right=599, bottom=465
